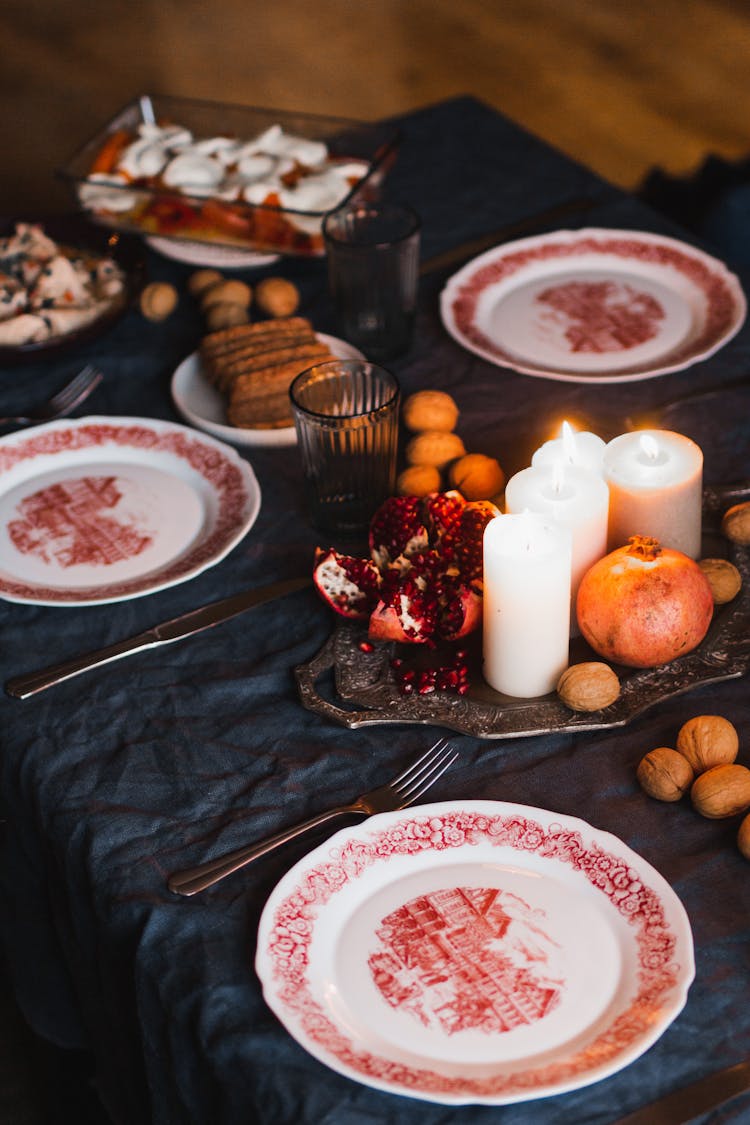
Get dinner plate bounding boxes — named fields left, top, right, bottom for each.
left=145, top=234, right=280, bottom=269
left=440, top=227, right=746, bottom=382
left=256, top=799, right=694, bottom=1105
left=170, top=333, right=366, bottom=448
left=0, top=416, right=260, bottom=605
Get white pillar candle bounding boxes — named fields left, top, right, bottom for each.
left=504, top=463, right=609, bottom=631
left=483, top=513, right=572, bottom=698
left=603, top=429, right=703, bottom=558
left=531, top=420, right=606, bottom=476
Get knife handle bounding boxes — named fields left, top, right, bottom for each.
left=5, top=635, right=153, bottom=699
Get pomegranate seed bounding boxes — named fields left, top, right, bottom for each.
left=359, top=641, right=375, bottom=653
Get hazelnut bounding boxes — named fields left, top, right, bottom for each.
left=448, top=453, right=506, bottom=501
left=698, top=558, right=742, bottom=604
left=637, top=747, right=694, bottom=802
left=201, top=279, right=252, bottom=311
left=691, top=763, right=750, bottom=818
left=676, top=714, right=739, bottom=773
left=738, top=813, right=750, bottom=861
left=139, top=281, right=178, bottom=321
left=255, top=277, right=300, bottom=318
left=402, top=390, right=459, bottom=433
left=396, top=464, right=442, bottom=497
left=205, top=302, right=250, bottom=332
left=721, top=501, right=750, bottom=545
left=405, top=430, right=466, bottom=469
left=187, top=268, right=223, bottom=297
left=557, top=662, right=621, bottom=712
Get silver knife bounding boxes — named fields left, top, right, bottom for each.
left=5, top=576, right=311, bottom=700
left=611, top=1059, right=750, bottom=1125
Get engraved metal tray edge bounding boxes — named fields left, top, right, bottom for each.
left=295, top=483, right=750, bottom=739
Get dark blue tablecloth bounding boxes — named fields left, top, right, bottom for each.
left=1, top=97, right=749, bottom=1125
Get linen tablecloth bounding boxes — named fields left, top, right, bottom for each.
left=1, top=97, right=749, bottom=1124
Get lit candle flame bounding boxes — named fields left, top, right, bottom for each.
left=560, top=420, right=577, bottom=463
left=639, top=433, right=661, bottom=461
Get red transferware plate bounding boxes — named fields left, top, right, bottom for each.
left=256, top=800, right=694, bottom=1105
left=440, top=227, right=746, bottom=382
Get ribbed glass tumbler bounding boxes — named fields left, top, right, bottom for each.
left=290, top=359, right=400, bottom=537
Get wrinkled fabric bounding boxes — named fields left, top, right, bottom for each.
left=0, top=97, right=749, bottom=1125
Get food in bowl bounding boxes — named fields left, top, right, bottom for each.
left=0, top=222, right=127, bottom=347
left=61, top=96, right=400, bottom=257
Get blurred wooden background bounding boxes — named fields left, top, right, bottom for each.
left=3, top=0, right=750, bottom=215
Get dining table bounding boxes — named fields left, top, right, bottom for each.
left=1, top=94, right=749, bottom=1125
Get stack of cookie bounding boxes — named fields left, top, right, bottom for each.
left=200, top=316, right=334, bottom=428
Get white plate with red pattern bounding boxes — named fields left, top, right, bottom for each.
left=440, top=227, right=745, bottom=382
left=256, top=799, right=694, bottom=1105
left=0, top=416, right=260, bottom=605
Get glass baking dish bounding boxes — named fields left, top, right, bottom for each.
left=58, top=94, right=401, bottom=258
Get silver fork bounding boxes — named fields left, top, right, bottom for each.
left=168, top=738, right=458, bottom=896
left=0, top=364, right=103, bottom=426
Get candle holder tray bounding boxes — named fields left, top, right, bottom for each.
left=295, top=482, right=750, bottom=740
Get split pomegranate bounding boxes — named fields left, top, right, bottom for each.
left=576, top=535, right=714, bottom=668
left=313, top=491, right=500, bottom=645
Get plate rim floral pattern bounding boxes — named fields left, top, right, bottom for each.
left=255, top=799, right=694, bottom=1105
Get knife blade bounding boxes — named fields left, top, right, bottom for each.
left=5, top=575, right=311, bottom=700
left=418, top=194, right=598, bottom=277
left=611, top=1059, right=750, bottom=1125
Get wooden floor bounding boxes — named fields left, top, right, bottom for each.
left=3, top=0, right=750, bottom=215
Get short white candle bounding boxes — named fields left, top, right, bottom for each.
left=483, top=513, right=571, bottom=698
left=603, top=429, right=703, bottom=558
left=504, top=463, right=609, bottom=632
left=531, top=421, right=606, bottom=476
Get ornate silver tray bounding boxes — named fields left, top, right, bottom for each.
left=295, top=483, right=750, bottom=739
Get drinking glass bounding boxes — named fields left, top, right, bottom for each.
left=290, top=359, right=400, bottom=537
left=322, top=202, right=420, bottom=360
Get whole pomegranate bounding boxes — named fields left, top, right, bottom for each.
left=313, top=491, right=499, bottom=644
left=576, top=535, right=714, bottom=668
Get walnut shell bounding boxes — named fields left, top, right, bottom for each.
left=402, top=390, right=459, bottom=433
left=187, top=268, right=224, bottom=297
left=738, top=813, right=750, bottom=861
left=201, top=279, right=252, bottom=310
left=139, top=281, right=178, bottom=322
left=254, top=277, right=300, bottom=318
left=637, top=747, right=694, bottom=802
left=204, top=302, right=250, bottom=331
left=405, top=430, right=466, bottom=469
left=676, top=714, right=739, bottom=773
left=396, top=464, right=442, bottom=497
left=721, top=501, right=750, bottom=545
left=698, top=558, right=742, bottom=604
left=557, top=662, right=620, bottom=711
left=448, top=453, right=506, bottom=501
left=691, top=763, right=750, bottom=818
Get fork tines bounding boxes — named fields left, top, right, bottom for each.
left=394, top=738, right=457, bottom=805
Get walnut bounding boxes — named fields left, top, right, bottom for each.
left=254, top=277, right=300, bottom=318
left=201, top=279, right=252, bottom=310
left=691, top=763, right=750, bottom=818
left=676, top=714, right=739, bottom=773
left=402, top=390, right=459, bottom=433
left=396, top=464, right=442, bottom=497
left=738, top=813, right=750, bottom=861
left=205, top=301, right=250, bottom=331
left=139, top=281, right=178, bottom=321
left=405, top=430, right=466, bottom=469
left=556, top=662, right=620, bottom=711
left=187, top=268, right=223, bottom=297
left=721, top=501, right=750, bottom=545
left=698, top=558, right=742, bottom=604
left=637, top=747, right=694, bottom=802
left=448, top=453, right=506, bottom=501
